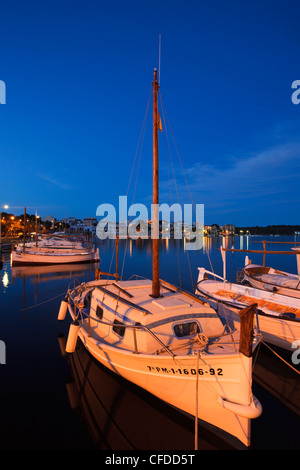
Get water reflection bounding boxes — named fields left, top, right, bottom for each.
left=11, top=262, right=99, bottom=283
left=254, top=344, right=300, bottom=418
left=2, top=271, right=9, bottom=289
left=0, top=235, right=299, bottom=450
left=60, top=337, right=233, bottom=450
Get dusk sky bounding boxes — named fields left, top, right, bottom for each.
left=0, top=0, right=300, bottom=227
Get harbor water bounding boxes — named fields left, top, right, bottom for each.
left=0, top=235, right=299, bottom=450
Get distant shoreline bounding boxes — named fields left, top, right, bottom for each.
left=234, top=225, right=300, bottom=235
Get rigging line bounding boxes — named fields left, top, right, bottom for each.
left=125, top=84, right=153, bottom=197
left=158, top=90, right=216, bottom=282
left=159, top=93, right=184, bottom=287
left=100, top=85, right=152, bottom=297
left=159, top=91, right=194, bottom=291
left=161, top=114, right=182, bottom=287
left=158, top=33, right=161, bottom=86
left=158, top=91, right=236, bottom=344
left=121, top=87, right=152, bottom=279
left=21, top=291, right=66, bottom=311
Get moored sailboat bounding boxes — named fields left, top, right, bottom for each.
left=58, top=69, right=262, bottom=448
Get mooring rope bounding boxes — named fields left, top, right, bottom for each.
left=261, top=340, right=300, bottom=376
left=21, top=291, right=66, bottom=311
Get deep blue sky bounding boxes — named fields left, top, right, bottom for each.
left=0, top=0, right=300, bottom=226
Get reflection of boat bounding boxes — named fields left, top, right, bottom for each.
left=11, top=262, right=99, bottom=282
left=61, top=337, right=233, bottom=450
left=11, top=246, right=99, bottom=266
left=253, top=344, right=300, bottom=418
left=59, top=69, right=262, bottom=448
left=196, top=267, right=300, bottom=351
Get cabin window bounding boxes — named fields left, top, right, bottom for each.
left=174, top=322, right=200, bottom=338
left=112, top=319, right=126, bottom=337
left=96, top=305, right=103, bottom=320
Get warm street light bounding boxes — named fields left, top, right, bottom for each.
left=0, top=205, right=9, bottom=249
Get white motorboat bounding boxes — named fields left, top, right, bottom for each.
left=58, top=69, right=262, bottom=448
left=15, top=235, right=85, bottom=251
left=196, top=267, right=300, bottom=351
left=11, top=246, right=99, bottom=266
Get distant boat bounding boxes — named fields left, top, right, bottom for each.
left=196, top=267, right=300, bottom=351
left=15, top=235, right=85, bottom=251
left=58, top=69, right=262, bottom=448
left=12, top=212, right=98, bottom=266
left=11, top=246, right=99, bottom=266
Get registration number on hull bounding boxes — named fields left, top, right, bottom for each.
left=146, top=366, right=223, bottom=376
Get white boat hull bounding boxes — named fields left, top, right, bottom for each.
left=68, top=305, right=261, bottom=448
left=196, top=274, right=300, bottom=351
left=11, top=248, right=99, bottom=266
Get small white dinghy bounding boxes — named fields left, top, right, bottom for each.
left=58, top=69, right=262, bottom=448
left=196, top=267, right=300, bottom=352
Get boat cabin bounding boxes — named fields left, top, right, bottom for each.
left=74, top=279, right=226, bottom=355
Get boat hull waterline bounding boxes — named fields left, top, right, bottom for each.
left=11, top=248, right=100, bottom=266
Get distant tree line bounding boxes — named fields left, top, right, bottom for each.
left=235, top=225, right=300, bottom=235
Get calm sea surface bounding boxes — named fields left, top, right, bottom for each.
left=0, top=235, right=299, bottom=450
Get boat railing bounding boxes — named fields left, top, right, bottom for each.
left=197, top=267, right=226, bottom=283
left=68, top=287, right=175, bottom=357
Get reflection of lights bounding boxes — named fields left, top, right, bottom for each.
left=2, top=271, right=9, bottom=288
left=203, top=235, right=212, bottom=253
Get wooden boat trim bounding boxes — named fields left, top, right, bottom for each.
left=196, top=280, right=300, bottom=322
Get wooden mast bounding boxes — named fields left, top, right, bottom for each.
left=152, top=68, right=160, bottom=297
left=23, top=206, right=26, bottom=253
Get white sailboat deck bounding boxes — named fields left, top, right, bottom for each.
left=72, top=278, right=240, bottom=357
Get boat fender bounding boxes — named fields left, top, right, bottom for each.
left=57, top=296, right=68, bottom=321
left=272, top=286, right=278, bottom=293
left=65, top=321, right=80, bottom=353
left=217, top=395, right=262, bottom=419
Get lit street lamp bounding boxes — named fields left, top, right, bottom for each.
left=0, top=205, right=9, bottom=250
